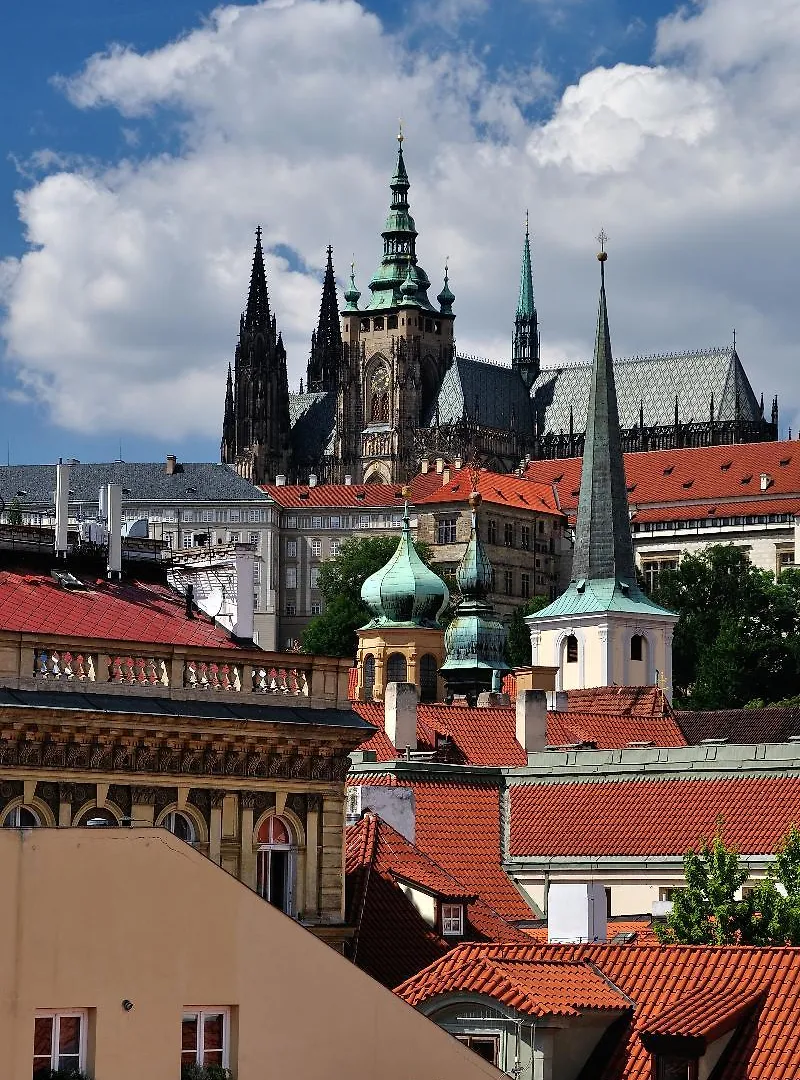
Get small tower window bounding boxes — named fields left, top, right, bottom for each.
left=387, top=652, right=408, bottom=683
left=424, top=319, right=433, bottom=332
left=566, top=635, right=579, bottom=663
left=387, top=316, right=398, bottom=330
left=363, top=654, right=376, bottom=700
left=373, top=316, right=384, bottom=331
left=420, top=653, right=438, bottom=703
left=631, top=634, right=645, bottom=662
left=360, top=318, right=370, bottom=332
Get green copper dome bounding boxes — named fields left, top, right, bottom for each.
left=366, top=139, right=436, bottom=313
left=437, top=264, right=455, bottom=316
left=343, top=262, right=361, bottom=312
left=361, top=504, right=449, bottom=628
left=440, top=492, right=510, bottom=702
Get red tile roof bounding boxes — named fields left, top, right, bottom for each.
left=352, top=697, right=685, bottom=765
left=262, top=482, right=407, bottom=509
left=413, top=466, right=563, bottom=515
left=349, top=774, right=533, bottom=921
left=396, top=942, right=800, bottom=1079
left=640, top=984, right=764, bottom=1043
left=0, top=570, right=241, bottom=648
left=345, top=813, right=528, bottom=988
left=522, top=918, right=658, bottom=944
left=524, top=440, right=800, bottom=525
left=510, top=775, right=800, bottom=857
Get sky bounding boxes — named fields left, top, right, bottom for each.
left=1, top=0, right=799, bottom=465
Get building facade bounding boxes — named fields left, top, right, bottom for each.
left=220, top=139, right=776, bottom=487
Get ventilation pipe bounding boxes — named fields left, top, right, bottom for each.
left=98, top=486, right=108, bottom=522
left=233, top=548, right=255, bottom=640
left=384, top=682, right=418, bottom=753
left=54, top=461, right=71, bottom=558
left=106, top=483, right=122, bottom=580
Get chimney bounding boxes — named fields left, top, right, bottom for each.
left=54, top=461, right=72, bottom=558
left=441, top=466, right=450, bottom=485
left=436, top=457, right=445, bottom=474
left=165, top=454, right=178, bottom=475
left=233, top=548, right=255, bottom=639
left=384, top=681, right=418, bottom=753
left=344, top=474, right=353, bottom=486
left=346, top=786, right=416, bottom=843
left=185, top=582, right=195, bottom=620
left=106, top=483, right=122, bottom=580
left=547, top=689, right=569, bottom=712
left=275, top=474, right=287, bottom=487
left=547, top=883, right=608, bottom=943
left=516, top=689, right=547, bottom=754
left=421, top=459, right=430, bottom=474
left=308, top=474, right=318, bottom=487
left=454, top=456, right=463, bottom=470
left=761, top=472, right=772, bottom=491
left=98, top=486, right=108, bottom=522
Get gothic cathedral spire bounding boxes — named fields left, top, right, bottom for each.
left=512, top=212, right=539, bottom=390
left=307, top=246, right=343, bottom=393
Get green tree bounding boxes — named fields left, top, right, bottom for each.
left=302, top=535, right=433, bottom=659
left=651, top=545, right=800, bottom=708
left=655, top=825, right=752, bottom=945
left=749, top=825, right=800, bottom=946
left=506, top=597, right=550, bottom=667
left=7, top=497, right=22, bottom=525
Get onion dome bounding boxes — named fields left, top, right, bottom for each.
left=361, top=500, right=449, bottom=628
left=437, top=262, right=455, bottom=316
left=440, top=490, right=511, bottom=702
left=343, top=261, right=361, bottom=312
left=399, top=264, right=420, bottom=306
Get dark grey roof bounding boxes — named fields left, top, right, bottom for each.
left=0, top=462, right=268, bottom=508
left=532, top=346, right=761, bottom=434
left=428, top=356, right=533, bottom=434
left=677, top=707, right=800, bottom=744
left=0, top=686, right=373, bottom=730
left=289, top=391, right=336, bottom=463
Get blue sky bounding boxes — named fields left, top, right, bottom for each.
left=1, top=0, right=798, bottom=464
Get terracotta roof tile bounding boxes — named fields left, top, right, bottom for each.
left=641, top=983, right=764, bottom=1043
left=396, top=942, right=800, bottom=1080
left=414, top=467, right=563, bottom=515
left=0, top=570, right=240, bottom=649
left=510, top=776, right=800, bottom=857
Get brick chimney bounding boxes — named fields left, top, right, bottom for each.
left=165, top=454, right=178, bottom=475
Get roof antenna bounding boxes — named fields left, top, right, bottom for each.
left=733, top=327, right=737, bottom=352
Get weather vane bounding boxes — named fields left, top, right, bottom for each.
left=398, top=118, right=404, bottom=144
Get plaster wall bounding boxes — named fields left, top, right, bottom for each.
left=0, top=828, right=502, bottom=1080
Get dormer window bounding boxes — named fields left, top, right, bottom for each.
left=441, top=903, right=464, bottom=936
left=656, top=1057, right=697, bottom=1080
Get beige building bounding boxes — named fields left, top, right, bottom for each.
left=3, top=827, right=502, bottom=1080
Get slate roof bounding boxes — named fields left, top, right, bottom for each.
left=531, top=346, right=762, bottom=435
left=350, top=699, right=686, bottom=765
left=428, top=356, right=534, bottom=434
left=0, top=462, right=267, bottom=507
left=396, top=942, right=800, bottom=1080
left=676, top=707, right=800, bottom=744
left=346, top=812, right=528, bottom=989
left=524, top=440, right=800, bottom=524
left=0, top=568, right=241, bottom=648
left=287, top=391, right=336, bottom=464
left=509, top=775, right=800, bottom=858
left=348, top=773, right=533, bottom=921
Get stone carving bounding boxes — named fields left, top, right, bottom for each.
left=131, top=787, right=157, bottom=805
left=239, top=791, right=257, bottom=809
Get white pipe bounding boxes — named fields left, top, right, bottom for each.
left=107, top=483, right=122, bottom=579
left=233, top=549, right=255, bottom=639
left=54, top=462, right=71, bottom=557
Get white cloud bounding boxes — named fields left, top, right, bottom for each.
left=3, top=0, right=800, bottom=444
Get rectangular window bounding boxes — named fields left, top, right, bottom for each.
left=538, top=520, right=545, bottom=534
left=437, top=516, right=458, bottom=545
left=163, top=532, right=175, bottom=548
left=229, top=509, right=240, bottom=522
left=360, top=515, right=371, bottom=529
left=285, top=567, right=297, bottom=589
left=656, top=1058, right=698, bottom=1080
left=310, top=567, right=319, bottom=589
left=441, top=903, right=464, bottom=936
left=642, top=558, right=679, bottom=593
left=311, top=516, right=323, bottom=529
left=310, top=538, right=322, bottom=558
left=488, top=520, right=497, bottom=545
left=182, top=1009, right=229, bottom=1070
left=286, top=539, right=297, bottom=558
left=285, top=603, right=296, bottom=616
left=330, top=515, right=341, bottom=529
left=249, top=531, right=259, bottom=548
left=455, top=1035, right=499, bottom=1066
left=230, top=532, right=240, bottom=543
left=503, top=569, right=513, bottom=595
left=387, top=315, right=398, bottom=330
left=311, top=602, right=322, bottom=616
left=182, top=534, right=195, bottom=549
left=33, top=1012, right=86, bottom=1079
left=286, top=515, right=297, bottom=529
left=330, top=539, right=340, bottom=557
left=392, top=514, right=403, bottom=528
left=521, top=525, right=531, bottom=550
left=521, top=573, right=531, bottom=599
left=504, top=522, right=514, bottom=547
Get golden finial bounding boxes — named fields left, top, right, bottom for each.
left=401, top=484, right=409, bottom=498
left=398, top=118, right=404, bottom=145
left=597, top=228, right=608, bottom=262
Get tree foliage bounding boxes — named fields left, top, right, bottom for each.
left=7, top=497, right=22, bottom=525
left=655, top=823, right=800, bottom=946
left=650, top=545, right=800, bottom=709
left=506, top=597, right=551, bottom=667
left=301, top=535, right=433, bottom=659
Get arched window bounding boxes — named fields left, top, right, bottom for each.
left=387, top=652, right=408, bottom=682
left=256, top=815, right=296, bottom=915
left=565, top=635, right=578, bottom=663
left=2, top=804, right=40, bottom=828
left=163, top=810, right=197, bottom=844
left=420, top=653, right=438, bottom=702
left=76, top=806, right=119, bottom=827
left=369, top=365, right=390, bottom=423
left=630, top=634, right=645, bottom=662
left=363, top=654, right=376, bottom=700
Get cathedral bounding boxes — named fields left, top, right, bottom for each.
left=221, top=138, right=778, bottom=486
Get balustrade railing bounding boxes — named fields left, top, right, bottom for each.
left=34, top=649, right=96, bottom=681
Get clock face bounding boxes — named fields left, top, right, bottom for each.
left=371, top=367, right=389, bottom=393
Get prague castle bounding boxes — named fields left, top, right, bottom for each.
left=221, top=135, right=777, bottom=486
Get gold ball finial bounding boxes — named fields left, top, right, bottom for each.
left=468, top=491, right=482, bottom=509
left=401, top=485, right=410, bottom=498
left=597, top=250, right=608, bottom=262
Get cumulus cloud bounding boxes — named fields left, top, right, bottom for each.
left=2, top=0, right=800, bottom=444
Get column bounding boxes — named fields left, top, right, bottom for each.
left=320, top=794, right=345, bottom=922
left=209, top=792, right=224, bottom=865
left=304, top=795, right=321, bottom=921
left=239, top=793, right=257, bottom=890
left=58, top=783, right=73, bottom=827
left=131, top=786, right=156, bottom=827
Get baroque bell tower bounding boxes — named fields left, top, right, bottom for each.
left=336, top=132, right=456, bottom=483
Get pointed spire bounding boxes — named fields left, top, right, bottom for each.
left=437, top=259, right=455, bottom=315
left=571, top=240, right=637, bottom=586
left=244, top=225, right=271, bottom=332
left=517, top=211, right=535, bottom=318
left=344, top=259, right=361, bottom=311
left=307, top=245, right=343, bottom=393
left=512, top=212, right=539, bottom=389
